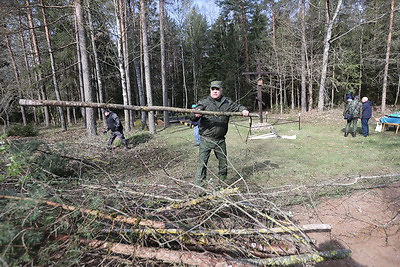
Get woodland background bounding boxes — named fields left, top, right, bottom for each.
left=0, top=0, right=399, bottom=134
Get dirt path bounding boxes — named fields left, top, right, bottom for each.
left=294, top=182, right=400, bottom=266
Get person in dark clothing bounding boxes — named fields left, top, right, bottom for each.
left=361, top=97, right=373, bottom=137
left=103, top=109, right=130, bottom=149
left=345, top=91, right=354, bottom=102
left=191, top=81, right=249, bottom=188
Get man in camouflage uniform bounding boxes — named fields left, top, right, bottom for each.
left=191, top=81, right=249, bottom=187
left=343, top=96, right=362, bottom=137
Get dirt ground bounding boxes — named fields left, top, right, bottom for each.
left=294, top=182, right=400, bottom=266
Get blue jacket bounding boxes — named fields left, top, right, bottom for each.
left=362, top=101, right=373, bottom=119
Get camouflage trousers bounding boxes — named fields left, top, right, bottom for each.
left=108, top=130, right=129, bottom=147
left=345, top=118, right=358, bottom=133
left=194, top=136, right=227, bottom=187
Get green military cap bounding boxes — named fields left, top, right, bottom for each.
left=210, top=81, right=223, bottom=89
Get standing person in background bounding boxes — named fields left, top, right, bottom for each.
left=103, top=109, right=130, bottom=149
left=191, top=81, right=249, bottom=188
left=343, top=96, right=362, bottom=137
left=361, top=97, right=373, bottom=137
left=345, top=91, right=354, bottom=102
left=191, top=104, right=201, bottom=146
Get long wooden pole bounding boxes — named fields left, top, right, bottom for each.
left=19, top=99, right=259, bottom=118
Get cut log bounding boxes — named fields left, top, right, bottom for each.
left=82, top=238, right=255, bottom=267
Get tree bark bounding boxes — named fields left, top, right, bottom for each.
left=74, top=0, right=97, bottom=135
left=381, top=0, right=394, bottom=114
left=140, top=0, right=156, bottom=134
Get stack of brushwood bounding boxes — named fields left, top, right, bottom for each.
left=1, top=181, right=350, bottom=266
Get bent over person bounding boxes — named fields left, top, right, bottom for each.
left=103, top=109, right=130, bottom=149
left=191, top=81, right=249, bottom=188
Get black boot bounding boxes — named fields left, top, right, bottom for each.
left=351, top=132, right=356, bottom=137
left=344, top=132, right=348, bottom=137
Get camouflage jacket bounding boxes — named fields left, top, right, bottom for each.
left=344, top=100, right=362, bottom=118
left=191, top=96, right=247, bottom=140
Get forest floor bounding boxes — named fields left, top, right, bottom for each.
left=1, top=107, right=399, bottom=266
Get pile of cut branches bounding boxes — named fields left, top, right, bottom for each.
left=0, top=137, right=351, bottom=266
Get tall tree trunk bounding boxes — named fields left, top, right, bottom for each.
left=74, top=0, right=96, bottom=135
left=317, top=0, right=343, bottom=112
left=181, top=44, right=188, bottom=109
left=121, top=0, right=132, bottom=130
left=160, top=0, right=170, bottom=127
left=129, top=1, right=147, bottom=129
left=87, top=0, right=105, bottom=126
left=240, top=4, right=249, bottom=77
left=114, top=0, right=130, bottom=131
left=26, top=0, right=50, bottom=127
left=140, top=0, right=155, bottom=134
left=41, top=0, right=67, bottom=131
left=5, top=32, right=27, bottom=126
left=300, top=0, right=307, bottom=113
left=74, top=14, right=86, bottom=127
left=381, top=0, right=394, bottom=113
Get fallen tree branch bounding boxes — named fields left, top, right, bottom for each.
left=0, top=195, right=165, bottom=228
left=82, top=238, right=255, bottom=267
left=102, top=224, right=331, bottom=236
left=19, top=99, right=259, bottom=118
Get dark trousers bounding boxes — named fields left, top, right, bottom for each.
left=108, top=130, right=129, bottom=147
left=361, top=118, right=370, bottom=136
left=194, top=137, right=227, bottom=187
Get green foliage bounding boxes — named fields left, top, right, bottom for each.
left=127, top=132, right=152, bottom=146
left=6, top=124, right=39, bottom=137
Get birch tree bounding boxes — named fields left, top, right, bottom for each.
left=317, top=0, right=343, bottom=112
